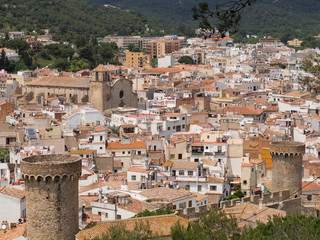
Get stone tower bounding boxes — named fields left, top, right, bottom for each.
left=89, top=64, right=111, bottom=113
left=21, top=155, right=82, bottom=240
left=270, top=141, right=305, bottom=198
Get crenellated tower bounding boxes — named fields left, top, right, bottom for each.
left=270, top=141, right=305, bottom=198
left=21, top=154, right=82, bottom=240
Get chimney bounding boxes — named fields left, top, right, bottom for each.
left=154, top=167, right=158, bottom=182
left=199, top=160, right=204, bottom=177
left=98, top=188, right=103, bottom=202
left=252, top=212, right=257, bottom=223
left=259, top=198, right=263, bottom=209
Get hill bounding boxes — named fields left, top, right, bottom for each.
left=0, top=0, right=172, bottom=41
left=88, top=0, right=320, bottom=38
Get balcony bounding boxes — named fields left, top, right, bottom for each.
left=191, top=151, right=204, bottom=155
left=215, top=151, right=226, bottom=156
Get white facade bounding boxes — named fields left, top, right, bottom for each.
left=62, top=107, right=106, bottom=129
left=0, top=191, right=26, bottom=225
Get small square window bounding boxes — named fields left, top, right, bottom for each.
left=210, top=185, right=217, bottom=191
left=243, top=180, right=247, bottom=184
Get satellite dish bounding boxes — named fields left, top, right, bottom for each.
left=2, top=225, right=6, bottom=230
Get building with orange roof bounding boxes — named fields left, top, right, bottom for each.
left=0, top=186, right=26, bottom=225
left=106, top=140, right=147, bottom=172
left=76, top=214, right=189, bottom=240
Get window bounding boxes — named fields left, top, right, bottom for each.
left=188, top=200, right=192, bottom=207
left=122, top=151, right=125, bottom=154
left=182, top=124, right=185, bottom=128
left=100, top=147, right=103, bottom=150
left=307, top=195, right=312, bottom=201
left=198, top=185, right=202, bottom=192
left=141, top=176, right=146, bottom=181
left=178, top=153, right=182, bottom=159
left=112, top=152, right=115, bottom=156
left=243, top=180, right=247, bottom=184
left=179, top=170, right=184, bottom=175
left=98, top=212, right=101, bottom=216
left=194, top=159, right=199, bottom=162
left=170, top=154, right=175, bottom=159
left=100, top=136, right=103, bottom=141
left=217, top=146, right=222, bottom=152
left=173, top=205, right=176, bottom=210
left=119, top=90, right=124, bottom=99
left=210, top=185, right=217, bottom=191
left=204, top=200, right=206, bottom=204
left=138, top=151, right=141, bottom=155
left=188, top=171, right=193, bottom=176
left=206, top=146, right=208, bottom=150
left=105, top=213, right=108, bottom=218
left=131, top=175, right=136, bottom=181
left=116, top=215, right=121, bottom=219
left=168, top=127, right=170, bottom=130
left=252, top=168, right=254, bottom=172
left=182, top=117, right=185, bottom=120
left=128, top=151, right=131, bottom=154
left=207, top=135, right=210, bottom=139
left=185, top=185, right=190, bottom=190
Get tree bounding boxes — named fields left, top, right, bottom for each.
left=240, top=215, right=320, bottom=240
left=192, top=0, right=258, bottom=37
left=128, top=44, right=141, bottom=52
left=52, top=58, right=70, bottom=71
left=171, top=208, right=240, bottom=240
left=225, top=190, right=244, bottom=201
left=178, top=56, right=194, bottom=65
left=67, top=57, right=90, bottom=72
left=133, top=209, right=174, bottom=218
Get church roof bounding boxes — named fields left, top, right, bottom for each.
left=92, top=64, right=109, bottom=72
left=27, top=76, right=90, bottom=88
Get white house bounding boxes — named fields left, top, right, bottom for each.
left=0, top=186, right=26, bottom=225
left=62, top=107, right=106, bottom=129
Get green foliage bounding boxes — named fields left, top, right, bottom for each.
left=270, top=63, right=286, bottom=69
left=151, top=58, right=158, bottom=68
left=240, top=215, right=320, bottom=240
left=225, top=190, right=245, bottom=201
left=171, top=208, right=240, bottom=240
left=52, top=58, right=70, bottom=72
left=93, top=221, right=156, bottom=240
left=0, top=148, right=9, bottom=161
left=133, top=209, right=174, bottom=218
left=178, top=56, right=194, bottom=65
left=0, top=0, right=172, bottom=41
left=128, top=44, right=141, bottom=52
left=67, top=57, right=90, bottom=72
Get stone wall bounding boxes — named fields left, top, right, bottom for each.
left=173, top=190, right=300, bottom=220
left=21, top=154, right=82, bottom=240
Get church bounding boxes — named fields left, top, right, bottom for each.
left=24, top=65, right=138, bottom=112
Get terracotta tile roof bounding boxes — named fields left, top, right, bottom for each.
left=193, top=192, right=208, bottom=201
left=117, top=197, right=143, bottom=213
left=127, top=167, right=151, bottom=174
left=0, top=223, right=26, bottom=240
left=140, top=187, right=195, bottom=202
left=224, top=203, right=285, bottom=225
left=106, top=140, right=146, bottom=149
left=27, top=76, right=90, bottom=88
left=207, top=177, right=225, bottom=183
left=94, top=126, right=106, bottom=132
left=302, top=181, right=320, bottom=192
left=76, top=214, right=189, bottom=240
left=172, top=160, right=198, bottom=170
left=0, top=186, right=25, bottom=199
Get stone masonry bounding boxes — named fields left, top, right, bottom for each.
left=270, top=141, right=305, bottom=198
left=21, top=154, right=82, bottom=240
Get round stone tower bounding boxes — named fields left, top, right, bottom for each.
left=270, top=141, right=305, bottom=198
left=21, top=154, right=82, bottom=240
